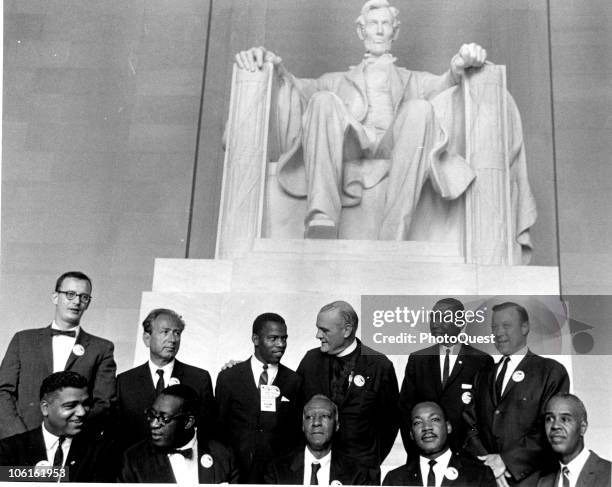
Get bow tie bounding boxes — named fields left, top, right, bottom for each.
left=167, top=448, right=193, bottom=459
left=50, top=329, right=76, bottom=338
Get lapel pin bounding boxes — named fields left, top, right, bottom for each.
left=331, top=480, right=343, bottom=486
left=72, top=344, right=85, bottom=356
left=445, top=467, right=459, bottom=480
left=512, top=370, right=525, bottom=382
left=461, top=392, right=472, bottom=404
left=353, top=375, right=365, bottom=387
left=169, top=377, right=180, bottom=386
left=200, top=454, right=214, bottom=468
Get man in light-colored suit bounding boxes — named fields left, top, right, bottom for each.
left=235, top=0, right=487, bottom=239
left=0, top=271, right=116, bottom=439
left=537, top=394, right=611, bottom=487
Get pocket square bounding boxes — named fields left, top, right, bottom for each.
left=281, top=396, right=290, bottom=402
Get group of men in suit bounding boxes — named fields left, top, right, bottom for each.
left=0, top=270, right=609, bottom=486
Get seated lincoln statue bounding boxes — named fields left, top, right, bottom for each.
left=234, top=0, right=536, bottom=263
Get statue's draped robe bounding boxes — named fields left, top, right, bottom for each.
left=271, top=60, right=536, bottom=263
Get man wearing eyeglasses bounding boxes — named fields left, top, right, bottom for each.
left=0, top=271, right=116, bottom=440
left=119, top=384, right=238, bottom=483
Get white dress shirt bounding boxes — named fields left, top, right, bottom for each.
left=167, top=432, right=198, bottom=486
left=42, top=423, right=72, bottom=467
left=439, top=344, right=459, bottom=383
left=557, top=447, right=591, bottom=487
left=303, top=447, right=331, bottom=486
left=336, top=339, right=358, bottom=358
left=51, top=321, right=79, bottom=373
left=250, top=355, right=278, bottom=387
left=419, top=448, right=452, bottom=487
left=148, top=359, right=175, bottom=389
left=494, top=346, right=528, bottom=395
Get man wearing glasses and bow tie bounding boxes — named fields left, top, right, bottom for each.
left=0, top=271, right=116, bottom=439
left=119, top=384, right=238, bottom=483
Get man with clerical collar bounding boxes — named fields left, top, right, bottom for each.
left=399, top=298, right=493, bottom=454
left=216, top=312, right=302, bottom=483
left=537, top=394, right=611, bottom=487
left=264, top=394, right=377, bottom=485
left=384, top=401, right=494, bottom=486
left=0, top=271, right=116, bottom=439
left=117, top=308, right=215, bottom=450
left=0, top=371, right=118, bottom=482
left=119, top=384, right=238, bottom=483
left=236, top=0, right=486, bottom=239
left=296, top=300, right=399, bottom=475
left=463, top=302, right=570, bottom=487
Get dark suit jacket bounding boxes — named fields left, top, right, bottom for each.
left=296, top=339, right=400, bottom=468
left=215, top=359, right=302, bottom=483
left=537, top=451, right=611, bottom=487
left=264, top=449, right=378, bottom=485
left=463, top=351, right=570, bottom=486
left=0, top=426, right=119, bottom=482
left=119, top=435, right=239, bottom=483
left=399, top=344, right=493, bottom=452
left=116, top=359, right=215, bottom=449
left=383, top=451, right=495, bottom=486
left=0, top=326, right=116, bottom=439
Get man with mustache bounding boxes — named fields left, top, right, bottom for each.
left=119, top=384, right=237, bottom=483
left=537, top=394, right=611, bottom=487
left=216, top=312, right=302, bottom=483
left=265, top=394, right=376, bottom=485
left=117, top=308, right=215, bottom=450
left=0, top=271, right=116, bottom=439
left=399, top=298, right=493, bottom=454
left=384, top=401, right=494, bottom=486
left=0, top=371, right=118, bottom=482
left=463, top=302, right=570, bottom=486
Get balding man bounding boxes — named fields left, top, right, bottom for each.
left=537, top=394, right=611, bottom=487
left=297, top=301, right=399, bottom=474
left=265, top=394, right=376, bottom=485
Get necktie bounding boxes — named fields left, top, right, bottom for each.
left=495, top=356, right=509, bottom=400
left=51, top=329, right=76, bottom=338
left=168, top=448, right=193, bottom=459
left=561, top=466, right=570, bottom=487
left=53, top=436, right=66, bottom=467
left=155, top=369, right=165, bottom=396
left=427, top=459, right=436, bottom=487
left=259, top=364, right=269, bottom=388
left=310, top=462, right=321, bottom=485
left=442, top=349, right=450, bottom=387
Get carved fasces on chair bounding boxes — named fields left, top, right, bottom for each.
left=463, top=64, right=513, bottom=265
left=216, top=63, right=273, bottom=259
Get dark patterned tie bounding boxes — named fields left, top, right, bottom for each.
left=53, top=436, right=66, bottom=467
left=155, top=369, right=165, bottom=396
left=495, top=356, right=509, bottom=401
left=442, top=349, right=450, bottom=388
left=310, top=462, right=321, bottom=485
left=427, top=459, right=436, bottom=487
left=259, top=364, right=269, bottom=388
left=561, top=466, right=570, bottom=487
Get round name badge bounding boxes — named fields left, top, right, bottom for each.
left=461, top=391, right=472, bottom=404
left=353, top=375, right=365, bottom=387
left=445, top=467, right=458, bottom=480
left=331, top=480, right=343, bottom=486
left=36, top=460, right=51, bottom=467
left=200, top=454, right=214, bottom=469
left=512, top=370, right=525, bottom=383
left=72, top=344, right=85, bottom=356
left=168, top=377, right=181, bottom=386
left=269, top=385, right=281, bottom=397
